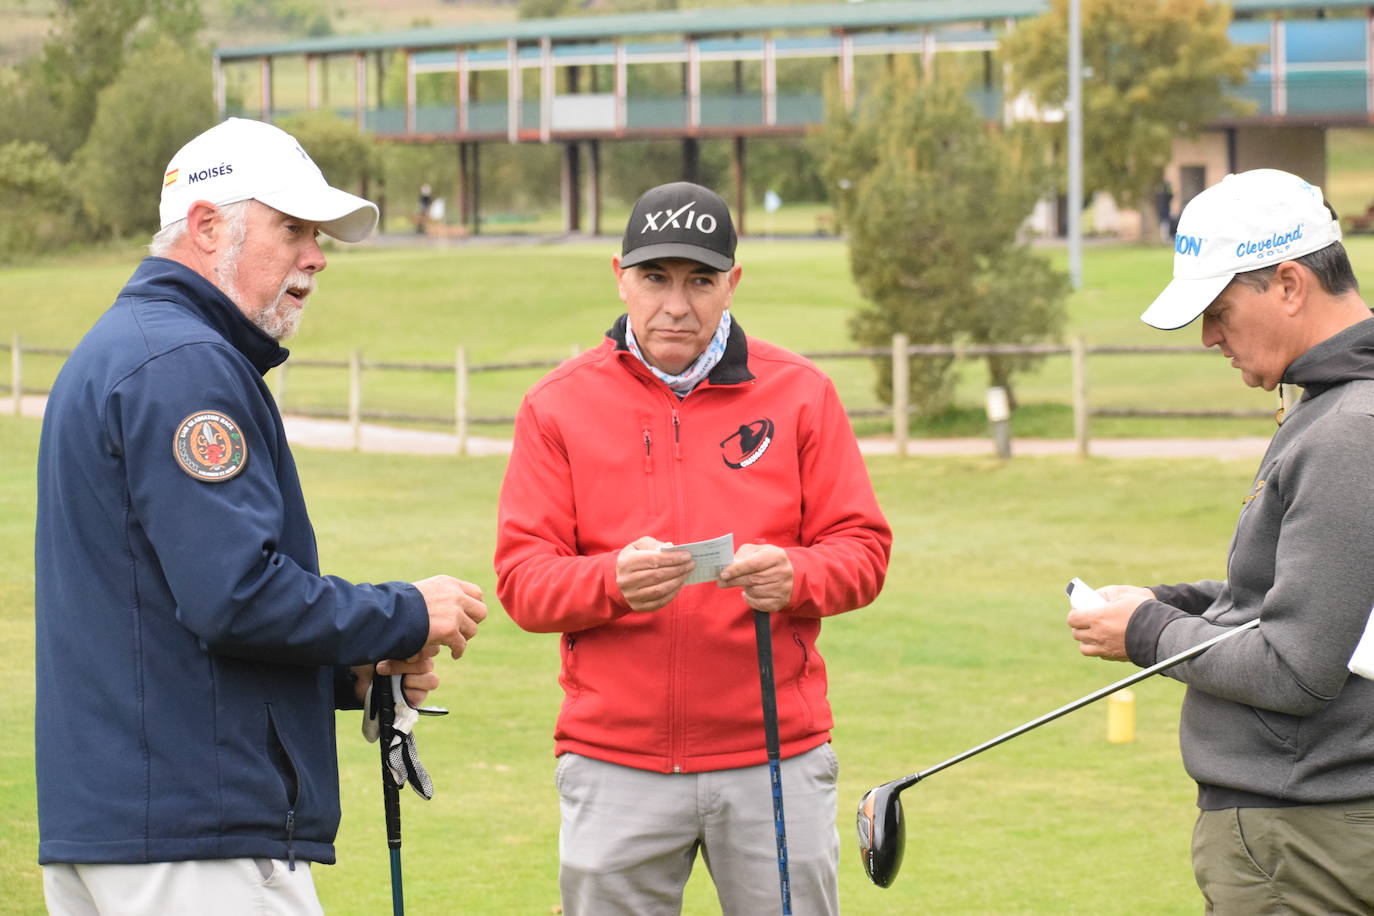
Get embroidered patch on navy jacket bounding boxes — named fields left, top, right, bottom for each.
left=173, top=410, right=248, bottom=482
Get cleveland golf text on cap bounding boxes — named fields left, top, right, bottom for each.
left=620, top=181, right=737, bottom=272
left=1141, top=169, right=1341, bottom=330
left=159, top=117, right=379, bottom=243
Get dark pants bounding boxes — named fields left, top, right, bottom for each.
left=1192, top=800, right=1374, bottom=914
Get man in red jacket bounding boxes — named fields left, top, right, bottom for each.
left=495, top=181, right=891, bottom=915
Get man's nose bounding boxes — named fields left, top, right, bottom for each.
left=301, top=238, right=326, bottom=273
left=1200, top=316, right=1221, bottom=348
left=661, top=284, right=690, bottom=315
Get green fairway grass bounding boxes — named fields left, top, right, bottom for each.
left=4, top=218, right=1370, bottom=913
left=2, top=410, right=1257, bottom=914
left=13, top=233, right=1372, bottom=441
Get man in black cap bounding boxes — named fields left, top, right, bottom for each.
left=494, top=181, right=891, bottom=914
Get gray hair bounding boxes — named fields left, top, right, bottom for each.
left=148, top=200, right=252, bottom=258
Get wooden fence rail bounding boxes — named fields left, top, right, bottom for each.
left=4, top=333, right=1268, bottom=456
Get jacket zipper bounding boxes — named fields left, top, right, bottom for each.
left=642, top=420, right=660, bottom=515
left=285, top=809, right=297, bottom=871
left=667, top=402, right=687, bottom=770
left=266, top=703, right=301, bottom=871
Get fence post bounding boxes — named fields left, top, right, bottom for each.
left=1072, top=335, right=1090, bottom=457
left=891, top=333, right=909, bottom=457
left=272, top=362, right=288, bottom=411
left=11, top=334, right=20, bottom=417
left=349, top=349, right=362, bottom=452
left=986, top=386, right=1012, bottom=459
left=454, top=346, right=468, bottom=456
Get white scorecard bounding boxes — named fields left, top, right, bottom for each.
left=662, top=533, right=735, bottom=586
left=1066, top=577, right=1108, bottom=610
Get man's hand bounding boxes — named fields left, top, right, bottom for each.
left=616, top=536, right=694, bottom=613
left=413, top=575, right=487, bottom=659
left=352, top=646, right=440, bottom=708
left=718, top=543, right=793, bottom=613
left=1067, top=592, right=1150, bottom=661
left=1098, top=584, right=1156, bottom=603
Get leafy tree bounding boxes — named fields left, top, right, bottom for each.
left=276, top=111, right=379, bottom=197
left=519, top=0, right=678, bottom=18
left=0, top=140, right=82, bottom=259
left=223, top=0, right=334, bottom=37
left=1002, top=0, right=1255, bottom=234
left=818, top=61, right=1068, bottom=414
left=519, top=0, right=579, bottom=18
left=72, top=36, right=215, bottom=238
left=0, top=0, right=204, bottom=160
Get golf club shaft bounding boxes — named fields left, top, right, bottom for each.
left=376, top=669, right=405, bottom=916
left=900, top=617, right=1261, bottom=790
left=389, top=848, right=404, bottom=916
left=754, top=610, right=792, bottom=915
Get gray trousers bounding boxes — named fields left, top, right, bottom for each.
left=1192, top=799, right=1374, bottom=915
left=556, top=744, right=840, bottom=916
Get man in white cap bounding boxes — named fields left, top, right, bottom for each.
left=35, top=118, right=487, bottom=914
left=1066, top=169, right=1374, bottom=911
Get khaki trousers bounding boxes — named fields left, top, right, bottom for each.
left=1192, top=800, right=1374, bottom=915
left=556, top=744, right=840, bottom=916
left=43, top=859, right=325, bottom=916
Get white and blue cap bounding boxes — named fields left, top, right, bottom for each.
left=159, top=117, right=378, bottom=242
left=1141, top=169, right=1342, bottom=330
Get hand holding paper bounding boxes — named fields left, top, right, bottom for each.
left=1067, top=577, right=1107, bottom=610
left=664, top=533, right=735, bottom=586
left=719, top=541, right=794, bottom=613
left=1066, top=576, right=1134, bottom=662
left=617, top=536, right=696, bottom=612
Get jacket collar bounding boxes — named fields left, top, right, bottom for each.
left=125, top=257, right=288, bottom=375
left=1282, top=313, right=1374, bottom=398
left=605, top=313, right=755, bottom=386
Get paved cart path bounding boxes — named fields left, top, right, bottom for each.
left=3, top=395, right=1270, bottom=460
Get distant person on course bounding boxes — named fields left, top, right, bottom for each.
left=1066, top=168, right=1374, bottom=913
left=494, top=180, right=892, bottom=915
left=35, top=117, right=487, bottom=915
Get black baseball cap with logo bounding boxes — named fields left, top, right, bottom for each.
left=620, top=181, right=737, bottom=272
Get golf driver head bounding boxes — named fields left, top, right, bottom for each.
left=856, top=778, right=908, bottom=888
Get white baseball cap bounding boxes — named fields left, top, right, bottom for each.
left=159, top=117, right=378, bottom=242
left=1141, top=169, right=1341, bottom=330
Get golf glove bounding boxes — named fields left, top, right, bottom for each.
left=363, top=674, right=435, bottom=800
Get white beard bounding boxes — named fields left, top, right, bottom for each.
left=248, top=280, right=310, bottom=341
left=214, top=241, right=313, bottom=342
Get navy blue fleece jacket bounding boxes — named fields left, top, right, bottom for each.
left=35, top=258, right=429, bottom=865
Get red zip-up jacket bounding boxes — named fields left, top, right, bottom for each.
left=495, top=315, right=891, bottom=774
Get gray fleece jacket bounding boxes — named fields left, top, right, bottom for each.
left=1125, top=316, right=1374, bottom=808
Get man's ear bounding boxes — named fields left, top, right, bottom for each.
left=184, top=200, right=222, bottom=255
left=721, top=263, right=743, bottom=307
left=612, top=254, right=630, bottom=304
left=1273, top=260, right=1308, bottom=318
